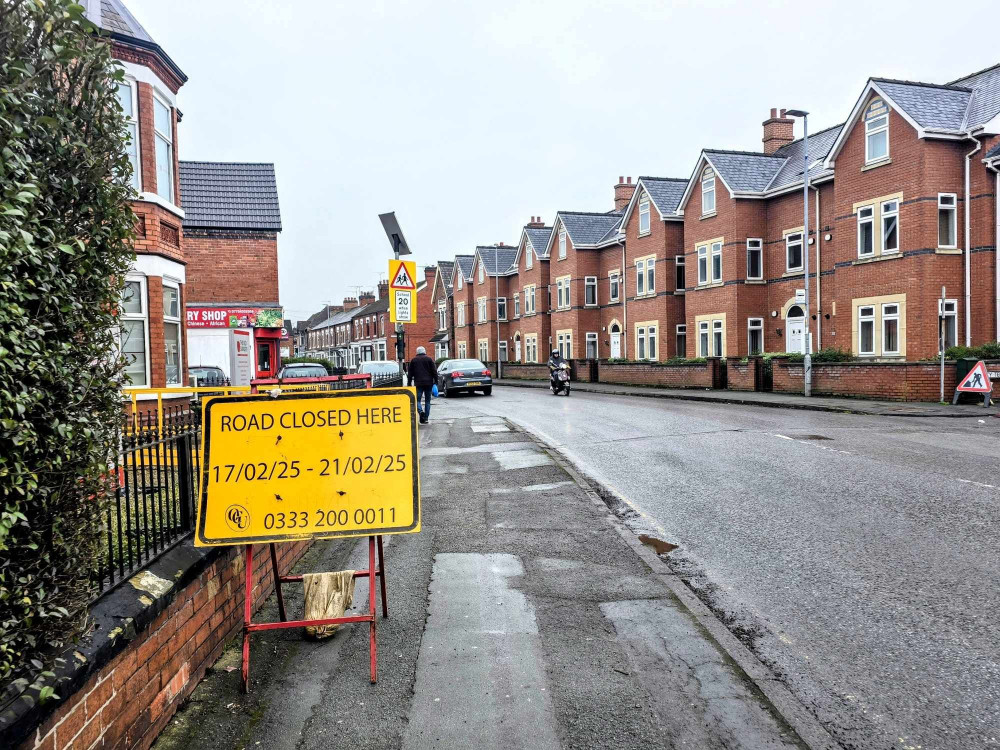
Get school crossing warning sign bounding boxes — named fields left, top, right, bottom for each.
left=389, top=260, right=416, bottom=290
left=195, top=389, right=421, bottom=546
left=389, top=259, right=417, bottom=324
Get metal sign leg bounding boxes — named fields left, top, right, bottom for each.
left=377, top=535, right=388, bottom=618
left=369, top=535, right=378, bottom=683
left=269, top=543, right=287, bottom=622
left=242, top=543, right=254, bottom=693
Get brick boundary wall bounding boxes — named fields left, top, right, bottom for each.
left=727, top=361, right=756, bottom=391
left=599, top=362, right=712, bottom=389
left=12, top=540, right=310, bottom=750
left=772, top=361, right=959, bottom=402
left=502, top=363, right=549, bottom=380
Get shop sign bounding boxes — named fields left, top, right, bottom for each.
left=186, top=307, right=284, bottom=329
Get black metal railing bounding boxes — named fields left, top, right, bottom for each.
left=96, top=408, right=201, bottom=596
left=371, top=371, right=404, bottom=388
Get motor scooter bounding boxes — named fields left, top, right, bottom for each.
left=550, top=362, right=571, bottom=396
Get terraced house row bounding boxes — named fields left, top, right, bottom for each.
left=425, top=63, right=1000, bottom=366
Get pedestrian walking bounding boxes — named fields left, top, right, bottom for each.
left=406, top=346, right=438, bottom=424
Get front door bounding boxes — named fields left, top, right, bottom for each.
left=786, top=317, right=805, bottom=354
left=610, top=330, right=621, bottom=358
left=515, top=338, right=521, bottom=362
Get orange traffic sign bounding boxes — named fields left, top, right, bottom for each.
left=956, top=360, right=992, bottom=393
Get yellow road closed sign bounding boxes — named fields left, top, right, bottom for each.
left=195, top=389, right=420, bottom=546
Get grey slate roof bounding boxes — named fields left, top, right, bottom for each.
left=985, top=142, right=1000, bottom=160
left=454, top=255, right=476, bottom=282
left=638, top=177, right=687, bottom=216
left=436, top=261, right=455, bottom=295
left=98, top=0, right=154, bottom=43
left=525, top=227, right=553, bottom=259
left=873, top=79, right=970, bottom=130
left=476, top=246, right=518, bottom=275
left=178, top=162, right=282, bottom=232
left=704, top=150, right=786, bottom=193
left=768, top=124, right=844, bottom=188
left=950, top=64, right=1000, bottom=128
left=558, top=212, right=623, bottom=247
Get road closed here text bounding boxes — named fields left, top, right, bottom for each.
left=196, top=389, right=421, bottom=546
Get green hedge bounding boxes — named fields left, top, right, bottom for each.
left=1, top=1, right=136, bottom=690
left=605, top=357, right=707, bottom=365
left=763, top=347, right=855, bottom=364
left=944, top=341, right=1000, bottom=360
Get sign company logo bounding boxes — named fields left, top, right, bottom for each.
left=226, top=504, right=251, bottom=531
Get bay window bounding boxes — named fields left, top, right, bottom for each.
left=162, top=282, right=182, bottom=385
left=116, top=80, right=140, bottom=192
left=153, top=96, right=173, bottom=203
left=120, top=278, right=149, bottom=386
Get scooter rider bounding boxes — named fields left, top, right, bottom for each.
left=548, top=349, right=566, bottom=380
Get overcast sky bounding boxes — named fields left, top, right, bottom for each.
left=130, top=0, right=998, bottom=324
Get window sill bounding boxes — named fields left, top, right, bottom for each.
left=700, top=211, right=717, bottom=220
left=696, top=281, right=724, bottom=289
left=137, top=191, right=185, bottom=218
left=935, top=247, right=961, bottom=255
left=782, top=270, right=804, bottom=278
left=634, top=293, right=656, bottom=299
left=637, top=231, right=651, bottom=238
left=861, top=158, right=891, bottom=172
left=852, top=253, right=901, bottom=266
left=745, top=279, right=765, bottom=285
left=609, top=298, right=620, bottom=304
left=673, top=290, right=686, bottom=295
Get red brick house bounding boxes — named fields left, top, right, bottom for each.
left=450, top=256, right=476, bottom=359
left=471, top=245, right=517, bottom=363
left=428, top=261, right=454, bottom=360
left=510, top=218, right=552, bottom=363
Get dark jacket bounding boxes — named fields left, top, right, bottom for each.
left=547, top=354, right=566, bottom=373
left=406, top=353, right=438, bottom=387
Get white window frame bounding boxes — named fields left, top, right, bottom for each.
left=558, top=230, right=567, bottom=259
left=117, top=78, right=141, bottom=192
left=881, top=303, right=900, bottom=355
left=785, top=232, right=803, bottom=272
left=636, top=325, right=647, bottom=360
left=881, top=199, right=899, bottom=254
left=478, top=262, right=485, bottom=284
left=479, top=340, right=489, bottom=362
left=676, top=324, right=687, bottom=357
left=457, top=302, right=465, bottom=327
left=609, top=271, right=620, bottom=302
left=497, top=297, right=507, bottom=321
left=513, top=292, right=520, bottom=318
left=747, top=317, right=763, bottom=355
left=710, top=242, right=722, bottom=282
left=858, top=305, right=875, bottom=356
left=865, top=113, right=889, bottom=164
left=458, top=275, right=463, bottom=290
left=702, top=167, right=716, bottom=214
left=938, top=193, right=957, bottom=249
left=635, top=259, right=646, bottom=296
left=557, top=331, right=572, bottom=359
left=746, top=239, right=762, bottom=280
left=586, top=332, right=598, bottom=359
left=857, top=206, right=875, bottom=257
left=437, top=301, right=446, bottom=330
left=499, top=340, right=508, bottom=362
left=585, top=276, right=598, bottom=307
left=698, top=321, right=710, bottom=357
left=557, top=278, right=570, bottom=309
left=646, top=258, right=655, bottom=294
left=647, top=324, right=657, bottom=361
left=162, top=280, right=182, bottom=385
left=675, top=255, right=685, bottom=291
left=152, top=93, right=174, bottom=204
left=458, top=342, right=467, bottom=358
left=478, top=297, right=487, bottom=323
left=526, top=247, right=533, bottom=270
left=939, top=299, right=958, bottom=351
left=120, top=275, right=150, bottom=387
left=697, top=246, right=708, bottom=285
left=712, top=320, right=724, bottom=357
left=638, top=196, right=650, bottom=235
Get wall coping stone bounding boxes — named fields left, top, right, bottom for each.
left=0, top=539, right=225, bottom=748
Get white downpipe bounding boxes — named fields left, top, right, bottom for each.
left=996, top=168, right=999, bottom=342
left=621, top=241, right=628, bottom=359
left=965, top=138, right=981, bottom=346
left=812, top=185, right=821, bottom=349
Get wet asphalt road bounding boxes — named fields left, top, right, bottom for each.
left=446, top=388, right=1000, bottom=750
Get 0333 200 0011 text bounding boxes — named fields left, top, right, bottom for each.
left=211, top=454, right=408, bottom=483
left=263, top=506, right=397, bottom=531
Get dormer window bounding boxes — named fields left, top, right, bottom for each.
left=701, top=167, right=716, bottom=214
left=638, top=195, right=650, bottom=235
left=558, top=230, right=567, bottom=259
left=116, top=79, right=140, bottom=192
left=153, top=96, right=174, bottom=203
left=864, top=98, right=889, bottom=164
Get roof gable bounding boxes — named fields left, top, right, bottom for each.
left=619, top=176, right=687, bottom=228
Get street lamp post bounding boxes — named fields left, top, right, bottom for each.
left=787, top=109, right=812, bottom=397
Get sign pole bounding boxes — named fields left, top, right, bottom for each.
left=394, top=236, right=404, bottom=377
left=940, top=285, right=946, bottom=402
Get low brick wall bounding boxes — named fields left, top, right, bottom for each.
left=772, top=361, right=958, bottom=402
left=503, top=363, right=549, bottom=380
left=13, top=540, right=310, bottom=750
left=599, top=362, right=712, bottom=389
left=727, top=361, right=756, bottom=391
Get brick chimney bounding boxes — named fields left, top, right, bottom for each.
left=425, top=266, right=436, bottom=286
left=377, top=280, right=389, bottom=300
left=762, top=108, right=794, bottom=154
left=343, top=296, right=358, bottom=310
left=614, top=176, right=636, bottom=211
left=359, top=291, right=375, bottom=306
left=527, top=215, right=545, bottom=228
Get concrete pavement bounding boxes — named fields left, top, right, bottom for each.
left=494, top=376, right=997, bottom=418
left=152, top=409, right=820, bottom=750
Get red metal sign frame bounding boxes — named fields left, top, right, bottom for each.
left=237, top=372, right=392, bottom=691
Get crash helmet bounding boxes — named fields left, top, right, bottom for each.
left=552, top=349, right=560, bottom=356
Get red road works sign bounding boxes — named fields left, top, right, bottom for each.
left=956, top=361, right=992, bottom=392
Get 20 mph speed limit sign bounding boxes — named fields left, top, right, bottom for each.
left=392, top=289, right=414, bottom=323
left=195, top=389, right=421, bottom=546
